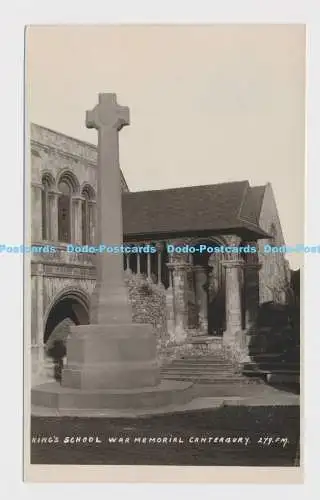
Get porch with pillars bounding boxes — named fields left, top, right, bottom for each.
left=122, top=237, right=262, bottom=355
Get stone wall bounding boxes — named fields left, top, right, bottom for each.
left=30, top=123, right=128, bottom=192
left=124, top=272, right=168, bottom=344
left=257, top=183, right=290, bottom=305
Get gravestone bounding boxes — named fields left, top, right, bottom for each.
left=31, top=93, right=193, bottom=415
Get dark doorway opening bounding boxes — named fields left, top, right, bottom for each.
left=44, top=294, right=89, bottom=381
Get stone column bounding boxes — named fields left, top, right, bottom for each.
left=167, top=261, right=191, bottom=344
left=222, top=260, right=244, bottom=343
left=84, top=95, right=133, bottom=325
left=156, top=242, right=163, bottom=285
left=31, top=263, right=47, bottom=386
left=136, top=252, right=141, bottom=274
left=244, top=263, right=262, bottom=329
left=31, top=183, right=43, bottom=242
left=72, top=195, right=83, bottom=245
left=88, top=200, right=96, bottom=245
left=193, top=265, right=209, bottom=334
left=48, top=190, right=59, bottom=242
left=165, top=267, right=175, bottom=341
left=146, top=251, right=152, bottom=280
left=124, top=252, right=130, bottom=272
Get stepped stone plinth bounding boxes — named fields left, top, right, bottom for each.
left=31, top=93, right=193, bottom=416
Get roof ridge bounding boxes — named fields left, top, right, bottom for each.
left=238, top=184, right=267, bottom=227
left=125, top=180, right=249, bottom=195
left=30, top=123, right=97, bottom=151
left=236, top=181, right=251, bottom=223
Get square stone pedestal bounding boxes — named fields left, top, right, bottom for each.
left=31, top=322, right=194, bottom=416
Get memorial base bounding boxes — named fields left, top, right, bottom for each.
left=31, top=379, right=193, bottom=416
left=31, top=322, right=194, bottom=416
left=61, top=323, right=161, bottom=390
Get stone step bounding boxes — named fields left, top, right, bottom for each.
left=161, top=373, right=241, bottom=380
left=166, top=362, right=234, bottom=369
left=189, top=336, right=223, bottom=343
left=161, top=366, right=236, bottom=373
left=161, top=368, right=237, bottom=376
left=172, top=360, right=230, bottom=366
left=162, top=373, right=246, bottom=380
left=249, top=352, right=300, bottom=360
left=179, top=354, right=226, bottom=359
left=266, top=373, right=300, bottom=384
left=245, top=365, right=299, bottom=372
left=245, top=359, right=300, bottom=368
left=161, top=374, right=261, bottom=384
left=243, top=368, right=299, bottom=375
left=31, top=379, right=194, bottom=412
left=167, top=366, right=234, bottom=371
left=171, top=358, right=232, bottom=365
left=162, top=362, right=233, bottom=368
left=249, top=364, right=300, bottom=371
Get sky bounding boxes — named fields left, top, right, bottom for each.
left=26, top=24, right=305, bottom=269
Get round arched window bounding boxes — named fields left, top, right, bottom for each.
left=58, top=180, right=72, bottom=242
left=81, top=185, right=95, bottom=245
left=41, top=175, right=53, bottom=241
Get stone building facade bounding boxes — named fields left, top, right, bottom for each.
left=30, top=123, right=291, bottom=384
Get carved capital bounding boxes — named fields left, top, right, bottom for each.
left=31, top=182, right=43, bottom=191
left=155, top=241, right=164, bottom=251
left=222, top=260, right=244, bottom=269
left=244, top=263, right=262, bottom=271
left=167, top=262, right=193, bottom=272
left=223, top=234, right=242, bottom=247
left=193, top=264, right=209, bottom=273
left=48, top=189, right=61, bottom=197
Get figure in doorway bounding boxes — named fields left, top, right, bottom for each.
left=47, top=340, right=66, bottom=381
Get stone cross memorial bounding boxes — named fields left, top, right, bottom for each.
left=85, top=93, right=133, bottom=325
left=31, top=93, right=193, bottom=415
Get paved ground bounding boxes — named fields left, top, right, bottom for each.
left=190, top=380, right=299, bottom=401
left=30, top=380, right=300, bottom=466
left=31, top=380, right=300, bottom=467
left=31, top=380, right=300, bottom=418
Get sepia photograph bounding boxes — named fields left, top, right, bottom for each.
left=25, top=24, right=304, bottom=479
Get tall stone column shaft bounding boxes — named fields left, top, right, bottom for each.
left=49, top=190, right=59, bottom=242
left=156, top=243, right=163, bottom=284
left=31, top=183, right=43, bottom=242
left=193, top=265, right=208, bottom=334
left=31, top=264, right=46, bottom=386
left=136, top=252, right=141, bottom=274
left=72, top=196, right=83, bottom=245
left=167, top=262, right=191, bottom=343
left=165, top=268, right=175, bottom=341
left=88, top=200, right=96, bottom=245
left=244, top=263, right=262, bottom=329
left=223, top=260, right=244, bottom=341
left=147, top=252, right=152, bottom=280
left=87, top=98, right=132, bottom=325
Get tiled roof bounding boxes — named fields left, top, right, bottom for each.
left=122, top=181, right=269, bottom=239
left=239, top=185, right=266, bottom=227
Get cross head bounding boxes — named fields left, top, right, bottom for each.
left=86, top=93, right=130, bottom=132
